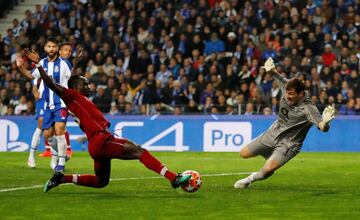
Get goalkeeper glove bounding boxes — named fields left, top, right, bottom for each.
left=263, top=57, right=275, bottom=72
left=322, top=105, right=335, bottom=124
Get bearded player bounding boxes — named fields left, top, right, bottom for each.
left=36, top=42, right=82, bottom=160
left=234, top=58, right=335, bottom=189
left=23, top=48, right=191, bottom=192
left=17, top=42, right=82, bottom=168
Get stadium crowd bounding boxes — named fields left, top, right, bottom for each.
left=0, top=0, right=359, bottom=116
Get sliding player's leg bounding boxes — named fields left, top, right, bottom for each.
left=44, top=159, right=111, bottom=192
left=101, top=135, right=191, bottom=188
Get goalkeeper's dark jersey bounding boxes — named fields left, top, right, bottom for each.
left=261, top=74, right=322, bottom=148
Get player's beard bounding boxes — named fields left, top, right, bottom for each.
left=47, top=52, right=57, bottom=60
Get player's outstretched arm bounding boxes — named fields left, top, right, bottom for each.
left=72, top=46, right=83, bottom=74
left=318, top=105, right=335, bottom=132
left=23, top=48, right=65, bottom=97
left=262, top=57, right=287, bottom=86
left=16, top=53, right=35, bottom=80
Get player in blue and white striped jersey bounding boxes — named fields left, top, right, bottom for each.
left=17, top=41, right=82, bottom=169
left=30, top=37, right=72, bottom=172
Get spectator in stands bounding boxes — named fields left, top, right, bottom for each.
left=339, top=98, right=357, bottom=115
left=204, top=33, right=225, bottom=55
left=322, top=44, right=337, bottom=67
left=0, top=0, right=359, bottom=116
left=263, top=106, right=273, bottom=116
left=244, top=102, right=255, bottom=115
left=92, top=86, right=111, bottom=113
left=14, top=95, right=27, bottom=115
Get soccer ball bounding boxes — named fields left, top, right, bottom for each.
left=181, top=170, right=202, bottom=193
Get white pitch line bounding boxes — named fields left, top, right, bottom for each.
left=0, top=172, right=252, bottom=193
left=0, top=185, right=44, bottom=192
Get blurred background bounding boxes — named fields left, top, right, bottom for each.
left=0, top=0, right=359, bottom=116
left=0, top=0, right=359, bottom=152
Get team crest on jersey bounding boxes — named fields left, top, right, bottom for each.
left=54, top=65, right=59, bottom=73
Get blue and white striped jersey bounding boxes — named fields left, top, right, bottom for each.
left=32, top=57, right=72, bottom=110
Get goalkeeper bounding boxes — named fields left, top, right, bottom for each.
left=234, top=58, right=335, bottom=189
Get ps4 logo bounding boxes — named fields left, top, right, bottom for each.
left=114, top=122, right=189, bottom=152
left=0, top=119, right=29, bottom=152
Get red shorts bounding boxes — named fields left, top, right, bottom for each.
left=88, top=133, right=128, bottom=160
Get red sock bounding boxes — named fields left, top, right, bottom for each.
left=65, top=131, right=71, bottom=149
left=44, top=137, right=50, bottom=150
left=139, top=149, right=176, bottom=182
left=64, top=175, right=73, bottom=183
left=64, top=174, right=105, bottom=188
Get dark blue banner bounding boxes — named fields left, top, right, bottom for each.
left=0, top=115, right=359, bottom=152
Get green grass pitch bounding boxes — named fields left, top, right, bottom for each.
left=0, top=152, right=359, bottom=220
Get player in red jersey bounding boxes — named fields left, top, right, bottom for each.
left=23, top=49, right=191, bottom=192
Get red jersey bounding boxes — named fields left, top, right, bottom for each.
left=61, top=88, right=110, bottom=139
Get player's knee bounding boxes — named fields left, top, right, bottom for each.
left=133, top=145, right=144, bottom=158
left=43, top=132, right=51, bottom=139
left=96, top=178, right=109, bottom=188
left=239, top=146, right=252, bottom=158
left=123, top=141, right=144, bottom=159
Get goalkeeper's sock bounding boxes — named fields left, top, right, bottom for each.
left=248, top=168, right=273, bottom=183
left=139, top=149, right=176, bottom=182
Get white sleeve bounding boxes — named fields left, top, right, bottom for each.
left=31, top=68, right=40, bottom=78
left=31, top=60, right=43, bottom=78
left=32, top=78, right=38, bottom=86
left=62, top=60, right=72, bottom=78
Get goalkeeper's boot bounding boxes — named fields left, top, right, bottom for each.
left=44, top=172, right=64, bottom=192
left=234, top=177, right=251, bottom=189
left=39, top=148, right=51, bottom=157
left=171, top=173, right=191, bottom=188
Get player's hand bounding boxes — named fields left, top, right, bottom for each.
left=75, top=46, right=83, bottom=59
left=16, top=53, right=24, bottom=68
left=262, top=57, right=275, bottom=72
left=322, top=105, right=335, bottom=124
left=23, top=48, right=40, bottom=64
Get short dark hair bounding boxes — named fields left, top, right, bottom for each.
left=59, top=42, right=72, bottom=49
left=45, top=37, right=58, bottom=45
left=285, top=78, right=305, bottom=94
left=68, top=75, right=81, bottom=89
